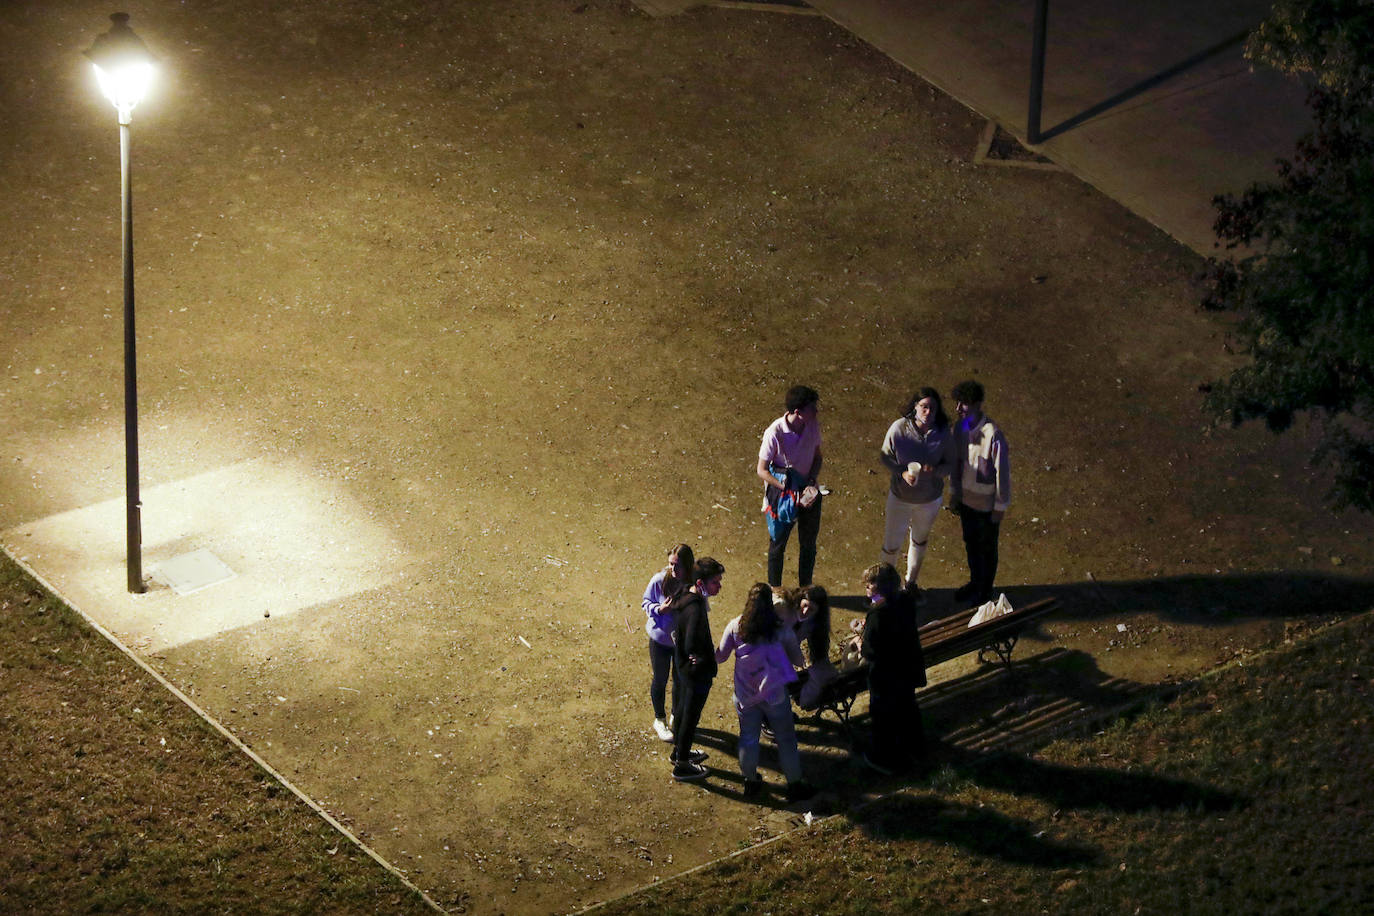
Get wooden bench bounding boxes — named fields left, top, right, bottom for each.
left=795, top=597, right=1061, bottom=742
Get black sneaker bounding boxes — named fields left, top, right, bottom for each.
left=672, top=762, right=709, bottom=782
left=742, top=777, right=764, bottom=797
left=953, top=581, right=978, bottom=600
left=784, top=781, right=816, bottom=802
left=670, top=749, right=708, bottom=765
left=907, top=584, right=928, bottom=607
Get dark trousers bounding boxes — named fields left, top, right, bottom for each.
left=868, top=677, right=924, bottom=768
left=958, top=503, right=1001, bottom=599
left=648, top=639, right=678, bottom=721
left=767, top=494, right=823, bottom=587
left=672, top=677, right=712, bottom=765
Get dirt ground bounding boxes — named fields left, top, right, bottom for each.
left=3, top=1, right=1372, bottom=913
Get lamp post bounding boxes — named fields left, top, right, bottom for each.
left=85, top=12, right=156, bottom=593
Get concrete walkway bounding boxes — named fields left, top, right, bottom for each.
left=645, top=0, right=1312, bottom=256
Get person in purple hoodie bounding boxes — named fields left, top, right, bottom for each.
left=716, top=583, right=815, bottom=801
left=642, top=543, right=694, bottom=742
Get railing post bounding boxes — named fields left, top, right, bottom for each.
left=1028, top=0, right=1049, bottom=144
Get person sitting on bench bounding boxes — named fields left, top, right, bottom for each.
left=777, top=584, right=838, bottom=708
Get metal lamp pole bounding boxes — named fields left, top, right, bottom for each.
left=117, top=91, right=143, bottom=593
left=86, top=12, right=156, bottom=593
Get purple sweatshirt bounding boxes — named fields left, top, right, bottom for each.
left=642, top=569, right=676, bottom=647
left=715, top=616, right=804, bottom=709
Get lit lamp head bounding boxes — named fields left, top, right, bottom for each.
left=85, top=12, right=156, bottom=124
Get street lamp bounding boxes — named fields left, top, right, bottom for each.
left=85, top=12, right=156, bottom=593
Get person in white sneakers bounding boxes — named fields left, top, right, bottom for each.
left=878, top=386, right=953, bottom=603
left=642, top=544, right=694, bottom=742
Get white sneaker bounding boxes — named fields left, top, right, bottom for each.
left=652, top=718, right=674, bottom=742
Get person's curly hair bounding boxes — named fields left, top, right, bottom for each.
left=739, top=582, right=781, bottom=643
left=950, top=379, right=985, bottom=406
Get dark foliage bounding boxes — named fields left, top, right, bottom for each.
left=1202, top=1, right=1374, bottom=512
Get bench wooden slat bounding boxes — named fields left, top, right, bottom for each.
left=918, top=608, right=978, bottom=640
left=923, top=597, right=1058, bottom=667
left=921, top=608, right=978, bottom=631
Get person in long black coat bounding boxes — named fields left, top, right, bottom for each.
left=859, top=562, right=927, bottom=773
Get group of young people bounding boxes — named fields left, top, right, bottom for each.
left=879, top=378, right=1011, bottom=606
left=642, top=545, right=830, bottom=796
left=641, top=549, right=927, bottom=791
left=638, top=379, right=1012, bottom=793
left=756, top=380, right=1011, bottom=606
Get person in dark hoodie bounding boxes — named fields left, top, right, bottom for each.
left=857, top=562, right=927, bottom=774
left=670, top=557, right=725, bottom=782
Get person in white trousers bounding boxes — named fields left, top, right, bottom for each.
left=878, top=387, right=953, bottom=603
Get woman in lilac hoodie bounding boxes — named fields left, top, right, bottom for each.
left=642, top=543, right=694, bottom=742
left=716, top=582, right=816, bottom=801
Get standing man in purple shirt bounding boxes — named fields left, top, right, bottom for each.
left=757, top=385, right=824, bottom=588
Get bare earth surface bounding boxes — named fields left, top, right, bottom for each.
left=2, top=1, right=1372, bottom=913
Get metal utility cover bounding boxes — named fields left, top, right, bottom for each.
left=154, top=548, right=235, bottom=595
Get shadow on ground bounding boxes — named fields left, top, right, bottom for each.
left=943, top=749, right=1244, bottom=814
left=853, top=793, right=1101, bottom=867
left=666, top=632, right=1250, bottom=872
left=847, top=748, right=1243, bottom=868
left=684, top=639, right=1181, bottom=816
left=1020, top=572, right=1374, bottom=627
left=840, top=648, right=1245, bottom=870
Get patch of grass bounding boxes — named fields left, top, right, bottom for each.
left=0, top=552, right=435, bottom=915
left=598, top=612, right=1374, bottom=914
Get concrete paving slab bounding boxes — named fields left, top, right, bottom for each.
left=3, top=458, right=413, bottom=653
left=152, top=547, right=236, bottom=596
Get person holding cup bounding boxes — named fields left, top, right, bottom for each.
left=878, top=387, right=953, bottom=604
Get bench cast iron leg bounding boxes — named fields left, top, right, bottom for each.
left=978, top=636, right=1030, bottom=690
left=977, top=635, right=1018, bottom=669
